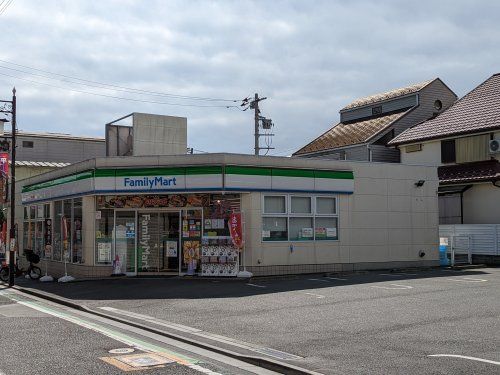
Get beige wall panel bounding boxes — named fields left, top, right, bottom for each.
left=354, top=178, right=388, bottom=196
left=401, top=140, right=442, bottom=166
left=350, top=228, right=388, bottom=246
left=352, top=194, right=388, bottom=212
left=388, top=195, right=412, bottom=212
left=351, top=211, right=388, bottom=229
left=388, top=212, right=411, bottom=229
left=388, top=229, right=412, bottom=245
left=349, top=245, right=390, bottom=263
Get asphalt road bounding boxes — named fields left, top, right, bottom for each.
left=8, top=267, right=500, bottom=374
left=0, top=288, right=280, bottom=375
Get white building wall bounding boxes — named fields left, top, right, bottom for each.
left=463, top=183, right=500, bottom=224
left=400, top=140, right=442, bottom=166
left=244, top=161, right=439, bottom=274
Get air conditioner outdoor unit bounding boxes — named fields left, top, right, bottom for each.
left=489, top=139, right=500, bottom=154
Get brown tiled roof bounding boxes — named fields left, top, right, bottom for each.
left=390, top=73, right=500, bottom=145
left=294, top=110, right=408, bottom=156
left=438, top=160, right=500, bottom=184
left=341, top=79, right=434, bottom=111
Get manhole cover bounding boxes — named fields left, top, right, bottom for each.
left=115, top=353, right=174, bottom=368
left=109, top=348, right=135, bottom=354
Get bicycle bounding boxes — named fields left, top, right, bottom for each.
left=0, top=250, right=42, bottom=282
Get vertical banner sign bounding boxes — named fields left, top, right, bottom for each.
left=0, top=152, right=9, bottom=176
left=229, top=213, right=243, bottom=251
left=44, top=218, right=52, bottom=258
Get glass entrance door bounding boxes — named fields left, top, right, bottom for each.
left=115, top=211, right=136, bottom=275
left=159, top=212, right=180, bottom=272
left=137, top=211, right=180, bottom=273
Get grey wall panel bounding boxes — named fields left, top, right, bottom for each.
left=15, top=136, right=106, bottom=163
left=370, top=145, right=400, bottom=163
left=340, top=95, right=417, bottom=122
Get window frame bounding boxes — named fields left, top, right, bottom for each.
left=441, top=139, right=456, bottom=164
left=261, top=193, right=339, bottom=243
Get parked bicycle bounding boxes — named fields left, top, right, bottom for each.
left=0, top=249, right=42, bottom=282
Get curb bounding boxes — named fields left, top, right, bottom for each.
left=12, top=285, right=322, bottom=375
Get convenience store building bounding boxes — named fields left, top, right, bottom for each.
left=17, top=153, right=440, bottom=278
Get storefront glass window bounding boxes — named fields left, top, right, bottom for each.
left=316, top=197, right=337, bottom=215
left=315, top=217, right=338, bottom=240
left=63, top=199, right=72, bottom=262
left=290, top=196, right=312, bottom=214
left=72, top=198, right=83, bottom=263
left=262, top=217, right=288, bottom=241
left=53, top=200, right=63, bottom=261
left=264, top=196, right=286, bottom=214
left=95, top=209, right=114, bottom=265
left=262, top=194, right=339, bottom=241
left=289, top=217, right=314, bottom=241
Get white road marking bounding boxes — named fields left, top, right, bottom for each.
left=446, top=277, right=488, bottom=283
left=371, top=284, right=413, bottom=290
left=308, top=278, right=330, bottom=282
left=99, top=307, right=304, bottom=361
left=429, top=354, right=500, bottom=366
left=325, top=277, right=347, bottom=281
left=379, top=273, right=418, bottom=277
left=303, top=292, right=325, bottom=298
left=246, top=283, right=267, bottom=288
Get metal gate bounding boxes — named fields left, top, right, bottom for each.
left=449, top=235, right=472, bottom=266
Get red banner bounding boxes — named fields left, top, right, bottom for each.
left=229, top=213, right=243, bottom=251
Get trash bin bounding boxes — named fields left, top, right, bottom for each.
left=439, top=244, right=449, bottom=266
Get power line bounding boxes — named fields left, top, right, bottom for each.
left=0, top=71, right=240, bottom=108
left=0, top=59, right=238, bottom=103
left=0, top=0, right=13, bottom=16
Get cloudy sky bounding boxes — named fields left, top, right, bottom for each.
left=0, top=0, right=499, bottom=156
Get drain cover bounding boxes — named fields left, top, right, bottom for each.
left=252, top=347, right=303, bottom=360
left=109, top=348, right=135, bottom=354
left=115, top=353, right=174, bottom=368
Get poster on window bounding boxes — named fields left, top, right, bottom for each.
left=166, top=241, right=178, bottom=257
left=97, top=242, right=112, bottom=262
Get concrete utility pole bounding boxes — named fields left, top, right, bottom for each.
left=254, top=93, right=260, bottom=156
left=249, top=93, right=275, bottom=156
left=0, top=88, right=17, bottom=286
left=9, top=88, right=16, bottom=287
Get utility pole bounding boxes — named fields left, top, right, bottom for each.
left=9, top=88, right=16, bottom=287
left=0, top=88, right=16, bottom=286
left=246, top=93, right=274, bottom=156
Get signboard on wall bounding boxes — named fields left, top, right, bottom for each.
left=0, top=152, right=9, bottom=176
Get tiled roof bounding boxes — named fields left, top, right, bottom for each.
left=15, top=161, right=72, bottom=167
left=341, top=79, right=434, bottom=111
left=390, top=74, right=500, bottom=145
left=438, top=160, right=500, bottom=184
left=294, top=110, right=408, bottom=156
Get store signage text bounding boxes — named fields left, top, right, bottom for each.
left=140, top=214, right=151, bottom=271
left=123, top=176, right=177, bottom=189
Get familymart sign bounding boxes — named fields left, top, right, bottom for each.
left=22, top=165, right=354, bottom=203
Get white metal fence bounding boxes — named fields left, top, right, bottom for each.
left=439, top=224, right=500, bottom=257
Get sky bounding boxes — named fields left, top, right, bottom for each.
left=0, top=0, right=499, bottom=156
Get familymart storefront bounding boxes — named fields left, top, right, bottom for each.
left=18, top=154, right=355, bottom=279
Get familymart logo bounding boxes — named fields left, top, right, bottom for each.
left=124, top=176, right=177, bottom=189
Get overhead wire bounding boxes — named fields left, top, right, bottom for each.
left=0, top=71, right=240, bottom=108
left=0, top=59, right=238, bottom=103
left=0, top=0, right=13, bottom=16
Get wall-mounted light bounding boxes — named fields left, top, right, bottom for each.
left=415, top=180, right=425, bottom=187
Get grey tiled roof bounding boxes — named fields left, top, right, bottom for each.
left=438, top=160, right=500, bottom=184
left=294, top=110, right=408, bottom=155
left=390, top=74, right=500, bottom=145
left=341, top=79, right=434, bottom=111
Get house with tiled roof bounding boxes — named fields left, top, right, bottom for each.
left=293, top=79, right=457, bottom=162
left=390, top=73, right=500, bottom=264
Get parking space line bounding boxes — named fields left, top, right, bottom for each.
left=325, top=277, right=347, bottom=281
left=246, top=283, right=267, bottom=288
left=429, top=354, right=500, bottom=366
left=303, top=292, right=325, bottom=299
left=308, top=278, right=330, bottom=282
left=379, top=273, right=418, bottom=277
left=445, top=278, right=488, bottom=283
left=371, top=284, right=413, bottom=290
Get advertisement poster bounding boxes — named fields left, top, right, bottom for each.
left=98, top=242, right=112, bottom=263
left=326, top=228, right=337, bottom=238
left=44, top=218, right=52, bottom=258
left=229, top=213, right=243, bottom=250
left=166, top=241, right=178, bottom=257
left=301, top=228, right=313, bottom=238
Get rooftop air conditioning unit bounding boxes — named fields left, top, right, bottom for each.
left=489, top=139, right=500, bottom=154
